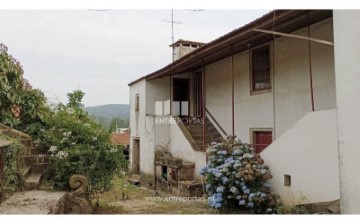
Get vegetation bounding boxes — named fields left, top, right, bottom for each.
left=200, top=136, right=280, bottom=214
left=0, top=44, right=128, bottom=197
left=92, top=174, right=217, bottom=214
left=0, top=44, right=50, bottom=132
left=39, top=90, right=128, bottom=194
left=1, top=135, right=25, bottom=194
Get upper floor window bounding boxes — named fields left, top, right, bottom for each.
left=135, top=94, right=139, bottom=112
left=251, top=46, right=271, bottom=91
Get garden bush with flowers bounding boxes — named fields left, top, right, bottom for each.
left=1, top=45, right=128, bottom=197
left=39, top=91, right=128, bottom=194
left=200, top=136, right=280, bottom=214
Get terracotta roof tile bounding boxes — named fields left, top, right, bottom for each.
left=111, top=132, right=130, bottom=145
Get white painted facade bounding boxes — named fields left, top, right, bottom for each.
left=261, top=109, right=339, bottom=205
left=333, top=10, right=360, bottom=214
left=129, top=14, right=343, bottom=207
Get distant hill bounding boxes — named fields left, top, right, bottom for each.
left=85, top=104, right=129, bottom=129
left=85, top=104, right=129, bottom=119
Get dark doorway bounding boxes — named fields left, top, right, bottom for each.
left=132, top=139, right=140, bottom=174
left=172, top=78, right=190, bottom=117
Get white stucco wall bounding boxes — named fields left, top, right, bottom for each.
left=169, top=122, right=206, bottom=178
left=261, top=109, right=340, bottom=205
left=205, top=18, right=335, bottom=143
left=129, top=80, right=147, bottom=173
left=333, top=10, right=360, bottom=214
left=274, top=18, right=335, bottom=137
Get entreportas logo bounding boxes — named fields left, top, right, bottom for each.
left=155, top=100, right=204, bottom=125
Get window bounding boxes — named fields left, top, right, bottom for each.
left=284, top=174, right=291, bottom=187
left=252, top=130, right=272, bottom=153
left=135, top=94, right=139, bottom=112
left=251, top=46, right=271, bottom=91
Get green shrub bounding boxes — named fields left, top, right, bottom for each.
left=41, top=91, right=128, bottom=195
left=200, top=136, right=280, bottom=214
left=1, top=135, right=25, bottom=193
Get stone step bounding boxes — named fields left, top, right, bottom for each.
left=24, top=147, right=41, bottom=156
left=26, top=173, right=42, bottom=190
left=20, top=139, right=33, bottom=148
left=22, top=155, right=49, bottom=166
left=31, top=163, right=49, bottom=173
left=191, top=135, right=213, bottom=142
left=128, top=175, right=140, bottom=186
left=22, top=166, right=32, bottom=179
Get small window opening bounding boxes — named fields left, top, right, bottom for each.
left=284, top=174, right=291, bottom=187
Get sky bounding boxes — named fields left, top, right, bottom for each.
left=0, top=10, right=270, bottom=106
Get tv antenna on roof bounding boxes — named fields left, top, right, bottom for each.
left=162, top=9, right=204, bottom=61
left=162, top=9, right=183, bottom=61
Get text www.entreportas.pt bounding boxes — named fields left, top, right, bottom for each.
left=144, top=196, right=208, bottom=203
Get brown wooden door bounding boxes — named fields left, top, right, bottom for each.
left=254, top=131, right=272, bottom=153
left=132, top=139, right=140, bottom=174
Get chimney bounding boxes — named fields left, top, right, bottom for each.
left=170, top=39, right=205, bottom=61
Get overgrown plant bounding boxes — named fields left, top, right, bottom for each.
left=41, top=90, right=128, bottom=195
left=200, top=136, right=280, bottom=214
left=1, top=135, right=25, bottom=193
left=0, top=43, right=50, bottom=133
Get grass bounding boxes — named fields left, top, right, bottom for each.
left=91, top=174, right=218, bottom=214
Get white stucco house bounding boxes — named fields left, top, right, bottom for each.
left=128, top=10, right=360, bottom=213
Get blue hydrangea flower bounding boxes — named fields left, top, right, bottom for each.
left=215, top=172, right=223, bottom=178
left=249, top=193, right=255, bottom=200
left=215, top=203, right=222, bottom=208
left=206, top=184, right=212, bottom=191
left=233, top=164, right=241, bottom=169
left=236, top=195, right=242, bottom=200
left=244, top=189, right=250, bottom=194
left=260, top=193, right=267, bottom=198
left=239, top=200, right=246, bottom=206
left=222, top=177, right=229, bottom=184
left=247, top=202, right=254, bottom=208
left=200, top=166, right=207, bottom=175
left=216, top=186, right=224, bottom=193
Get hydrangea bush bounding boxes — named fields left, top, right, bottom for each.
left=200, top=136, right=279, bottom=214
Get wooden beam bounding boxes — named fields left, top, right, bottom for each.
left=252, top=28, right=334, bottom=46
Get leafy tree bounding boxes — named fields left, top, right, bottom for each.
left=108, top=117, right=129, bottom=132
left=67, top=90, right=85, bottom=108
left=0, top=43, right=49, bottom=132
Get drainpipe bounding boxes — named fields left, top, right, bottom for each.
left=307, top=13, right=315, bottom=112
left=202, top=61, right=206, bottom=153
left=231, top=45, right=235, bottom=136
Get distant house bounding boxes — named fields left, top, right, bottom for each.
left=128, top=10, right=360, bottom=212
left=111, top=128, right=130, bottom=160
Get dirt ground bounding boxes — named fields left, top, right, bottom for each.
left=0, top=190, right=65, bottom=214
left=93, top=175, right=217, bottom=214
left=0, top=175, right=216, bottom=215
